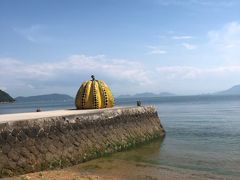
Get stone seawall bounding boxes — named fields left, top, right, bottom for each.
left=0, top=106, right=165, bottom=177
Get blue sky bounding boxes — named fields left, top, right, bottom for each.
left=1, top=0, right=240, bottom=97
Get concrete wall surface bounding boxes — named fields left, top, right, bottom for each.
left=0, top=106, right=165, bottom=177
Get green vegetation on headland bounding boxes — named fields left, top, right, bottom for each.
left=0, top=90, right=15, bottom=103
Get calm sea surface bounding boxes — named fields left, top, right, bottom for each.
left=1, top=95, right=240, bottom=176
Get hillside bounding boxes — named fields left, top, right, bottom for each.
left=0, top=90, right=15, bottom=103
left=15, top=93, right=74, bottom=102
left=216, top=85, right=240, bottom=95
left=118, top=92, right=175, bottom=98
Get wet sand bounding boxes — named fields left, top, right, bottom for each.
left=5, top=158, right=237, bottom=180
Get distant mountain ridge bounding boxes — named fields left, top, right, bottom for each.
left=15, top=93, right=74, bottom=102
left=216, top=85, right=240, bottom=95
left=8, top=84, right=240, bottom=103
left=0, top=90, right=15, bottom=103
left=118, top=92, right=175, bottom=98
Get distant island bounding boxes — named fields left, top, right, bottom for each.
left=215, top=85, right=240, bottom=95
left=0, top=90, right=15, bottom=103
left=3, top=84, right=240, bottom=103
left=117, top=84, right=240, bottom=99
left=118, top=92, right=175, bottom=98
left=15, top=93, right=74, bottom=102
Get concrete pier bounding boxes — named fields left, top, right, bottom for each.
left=0, top=106, right=165, bottom=177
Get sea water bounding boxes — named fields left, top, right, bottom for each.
left=1, top=95, right=240, bottom=176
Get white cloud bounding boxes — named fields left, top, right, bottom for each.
left=158, top=0, right=235, bottom=7
left=208, top=22, right=240, bottom=48
left=2, top=52, right=240, bottom=96
left=14, top=25, right=51, bottom=43
left=146, top=46, right=167, bottom=55
left=188, top=0, right=234, bottom=7
left=0, top=86, right=7, bottom=91
left=172, top=36, right=193, bottom=40
left=68, top=55, right=152, bottom=85
left=0, top=55, right=153, bottom=93
left=208, top=21, right=240, bottom=64
left=27, top=84, right=35, bottom=89
left=156, top=65, right=240, bottom=79
left=182, top=43, right=197, bottom=50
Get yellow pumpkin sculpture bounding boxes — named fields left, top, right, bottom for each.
left=75, top=75, right=114, bottom=109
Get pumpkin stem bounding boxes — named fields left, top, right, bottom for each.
left=91, top=75, right=95, bottom=81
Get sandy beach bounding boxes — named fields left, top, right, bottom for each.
left=5, top=158, right=237, bottom=180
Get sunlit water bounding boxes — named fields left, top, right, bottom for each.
left=1, top=95, right=240, bottom=176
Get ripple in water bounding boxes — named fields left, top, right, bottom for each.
left=1, top=95, right=240, bottom=176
